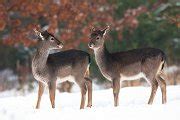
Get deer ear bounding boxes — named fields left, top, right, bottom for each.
left=34, top=29, right=40, bottom=36
left=101, top=26, right=110, bottom=36
left=90, top=27, right=96, bottom=33
left=33, top=29, right=44, bottom=40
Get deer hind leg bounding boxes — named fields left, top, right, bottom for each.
left=148, top=80, right=158, bottom=105
left=156, top=73, right=167, bottom=104
left=85, top=77, right=92, bottom=108
left=36, top=81, right=45, bottom=109
left=112, top=79, right=120, bottom=107
left=48, top=81, right=56, bottom=108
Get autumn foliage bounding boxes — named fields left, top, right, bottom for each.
left=0, top=0, right=179, bottom=48
left=0, top=0, right=151, bottom=49
left=0, top=0, right=106, bottom=47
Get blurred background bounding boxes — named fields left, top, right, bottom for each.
left=0, top=0, right=179, bottom=93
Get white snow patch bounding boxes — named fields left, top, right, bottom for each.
left=0, top=86, right=180, bottom=120
left=165, top=65, right=180, bottom=73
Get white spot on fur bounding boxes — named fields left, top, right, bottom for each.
left=156, top=61, right=164, bottom=76
left=39, top=33, right=45, bottom=40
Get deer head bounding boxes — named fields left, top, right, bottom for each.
left=34, top=29, right=63, bottom=50
left=88, top=26, right=109, bottom=49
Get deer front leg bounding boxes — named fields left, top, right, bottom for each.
left=48, top=81, right=56, bottom=108
left=112, top=79, right=120, bottom=107
left=79, top=82, right=87, bottom=109
left=36, top=81, right=45, bottom=109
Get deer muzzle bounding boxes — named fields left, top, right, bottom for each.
left=88, top=42, right=95, bottom=48
left=57, top=42, right=64, bottom=49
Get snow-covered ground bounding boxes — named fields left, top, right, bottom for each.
left=0, top=85, right=180, bottom=120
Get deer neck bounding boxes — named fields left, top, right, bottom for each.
left=32, top=46, right=49, bottom=72
left=94, top=43, right=110, bottom=70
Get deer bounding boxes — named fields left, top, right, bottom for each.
left=88, top=26, right=167, bottom=106
left=32, top=29, right=92, bottom=109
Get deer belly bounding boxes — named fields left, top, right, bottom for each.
left=120, top=72, right=146, bottom=81
left=57, top=75, right=75, bottom=84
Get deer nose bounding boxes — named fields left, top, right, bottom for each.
left=57, top=42, right=63, bottom=49
left=88, top=42, right=94, bottom=48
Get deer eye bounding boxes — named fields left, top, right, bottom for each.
left=50, top=37, right=54, bottom=41
left=96, top=36, right=100, bottom=40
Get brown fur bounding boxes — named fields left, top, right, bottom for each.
left=32, top=30, right=92, bottom=109
left=89, top=26, right=167, bottom=106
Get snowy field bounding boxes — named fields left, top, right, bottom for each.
left=0, top=85, right=180, bottom=120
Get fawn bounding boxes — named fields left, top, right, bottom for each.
left=32, top=29, right=92, bottom=109
left=88, top=26, right=167, bottom=106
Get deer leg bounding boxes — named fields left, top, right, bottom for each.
left=85, top=77, right=92, bottom=108
left=148, top=80, right=158, bottom=105
left=79, top=82, right=87, bottom=109
left=36, top=82, right=45, bottom=109
left=48, top=81, right=56, bottom=108
left=156, top=74, right=167, bottom=104
left=112, top=79, right=120, bottom=107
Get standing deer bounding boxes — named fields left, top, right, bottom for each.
left=88, top=26, right=167, bottom=106
left=32, top=29, right=92, bottom=109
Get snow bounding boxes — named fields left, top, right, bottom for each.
left=0, top=85, right=180, bottom=120
left=165, top=65, right=180, bottom=73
